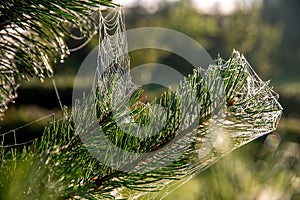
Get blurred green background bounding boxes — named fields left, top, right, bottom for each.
left=1, top=0, right=300, bottom=199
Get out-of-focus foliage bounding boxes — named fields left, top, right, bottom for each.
left=261, top=0, right=300, bottom=80
left=161, top=132, right=300, bottom=200
left=125, top=0, right=285, bottom=80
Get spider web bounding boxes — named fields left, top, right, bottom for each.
left=96, top=6, right=136, bottom=105
left=120, top=51, right=283, bottom=200
left=74, top=6, right=282, bottom=200
left=0, top=5, right=283, bottom=200
left=0, top=5, right=127, bottom=152
left=89, top=6, right=282, bottom=200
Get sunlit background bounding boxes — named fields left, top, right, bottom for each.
left=1, top=0, right=299, bottom=199
left=115, top=0, right=252, bottom=14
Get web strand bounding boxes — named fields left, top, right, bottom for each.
left=52, top=78, right=63, bottom=111
left=96, top=6, right=137, bottom=112
left=0, top=113, right=55, bottom=147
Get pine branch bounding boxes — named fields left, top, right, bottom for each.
left=0, top=51, right=282, bottom=199
left=0, top=0, right=116, bottom=118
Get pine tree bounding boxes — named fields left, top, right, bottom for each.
left=0, top=1, right=282, bottom=199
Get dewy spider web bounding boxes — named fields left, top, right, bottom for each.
left=73, top=6, right=282, bottom=200
left=96, top=6, right=136, bottom=101
left=0, top=5, right=130, bottom=152
left=0, top=6, right=126, bottom=149
left=0, top=4, right=283, bottom=200
left=122, top=51, right=283, bottom=200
